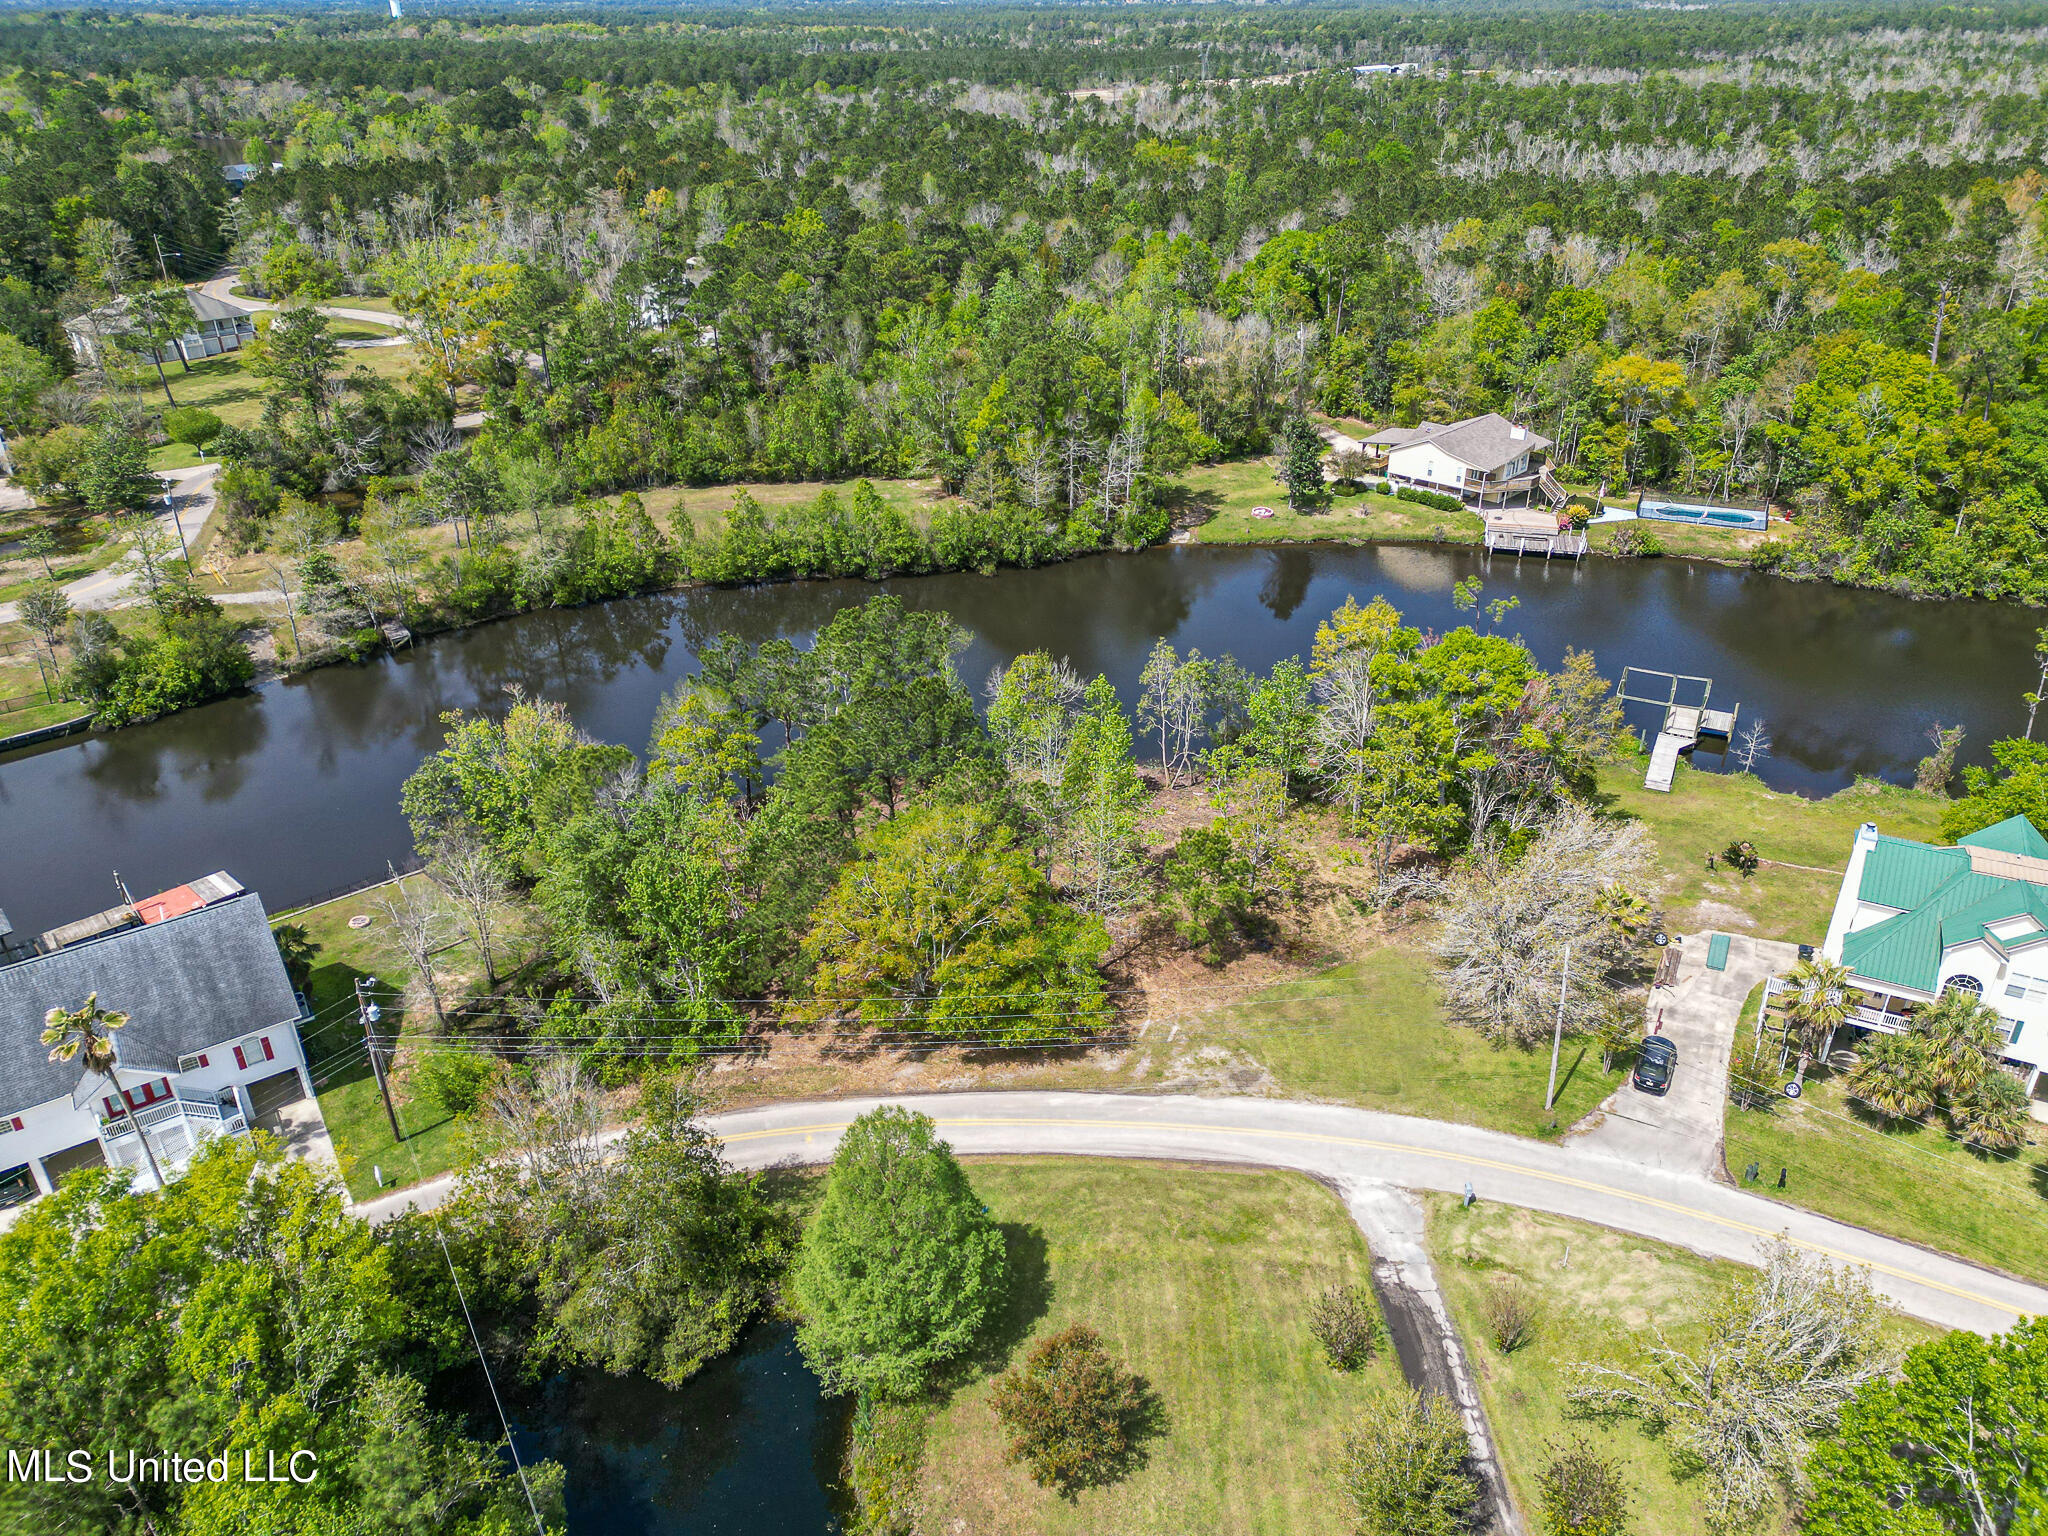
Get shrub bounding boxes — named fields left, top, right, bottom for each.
left=1395, top=484, right=1467, bottom=514
left=990, top=1325, right=1148, bottom=1493
left=1609, top=524, right=1664, bottom=558
left=1480, top=1275, right=1539, bottom=1353
left=163, top=406, right=224, bottom=452
left=1309, top=1284, right=1380, bottom=1370
left=414, top=1047, right=501, bottom=1119
left=1339, top=1388, right=1481, bottom=1536
left=1537, top=1436, right=1631, bottom=1536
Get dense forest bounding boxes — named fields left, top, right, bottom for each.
left=2, top=0, right=2048, bottom=678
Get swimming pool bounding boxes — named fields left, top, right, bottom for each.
left=1637, top=500, right=1768, bottom=530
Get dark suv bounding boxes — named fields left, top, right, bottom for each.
left=1632, top=1036, right=1678, bottom=1096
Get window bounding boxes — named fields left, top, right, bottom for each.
left=2006, top=973, right=2048, bottom=1003
left=1944, top=974, right=1985, bottom=997
left=122, top=1079, right=171, bottom=1110
left=232, top=1035, right=275, bottom=1071
left=176, top=1052, right=210, bottom=1072
left=102, top=1096, right=125, bottom=1120
left=0, top=1118, right=19, bottom=1136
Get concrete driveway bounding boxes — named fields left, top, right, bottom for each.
left=1572, top=932, right=1797, bottom=1177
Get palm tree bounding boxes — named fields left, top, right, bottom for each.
left=1952, top=1071, right=2035, bottom=1152
left=1845, top=1033, right=1940, bottom=1122
left=1782, top=955, right=1853, bottom=1086
left=1915, top=990, right=2006, bottom=1101
left=42, top=993, right=165, bottom=1190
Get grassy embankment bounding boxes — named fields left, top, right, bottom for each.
left=1427, top=1195, right=1938, bottom=1536
left=913, top=1158, right=1399, bottom=1536
left=1184, top=455, right=1485, bottom=546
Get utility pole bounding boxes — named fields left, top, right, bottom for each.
left=1544, top=942, right=1573, bottom=1113
left=151, top=233, right=171, bottom=283
left=358, top=975, right=402, bottom=1140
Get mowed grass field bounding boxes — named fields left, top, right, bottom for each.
left=920, top=1158, right=1401, bottom=1536
left=1429, top=1195, right=1789, bottom=1536
left=1208, top=942, right=1630, bottom=1139
left=1594, top=761, right=1945, bottom=942
left=1724, top=1072, right=2048, bottom=1283
left=1183, top=456, right=1485, bottom=546
left=279, top=873, right=504, bottom=1200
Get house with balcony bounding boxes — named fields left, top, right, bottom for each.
left=1365, top=413, right=1566, bottom=510
left=1820, top=815, right=2048, bottom=1108
left=63, top=288, right=258, bottom=368
left=0, top=875, right=323, bottom=1208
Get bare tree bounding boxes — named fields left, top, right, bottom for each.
left=375, top=865, right=454, bottom=1024
left=1734, top=716, right=1772, bottom=773
left=472, top=1056, right=610, bottom=1211
left=1433, top=802, right=1653, bottom=1047
left=1568, top=1239, right=1897, bottom=1525
left=428, top=831, right=512, bottom=987
left=1137, top=640, right=1217, bottom=786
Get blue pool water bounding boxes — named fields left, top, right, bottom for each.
left=1638, top=500, right=1767, bottom=529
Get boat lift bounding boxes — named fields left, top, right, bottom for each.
left=1619, top=668, right=1738, bottom=792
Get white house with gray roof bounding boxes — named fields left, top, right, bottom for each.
left=1822, top=814, right=2048, bottom=1107
left=0, top=883, right=321, bottom=1208
left=1366, top=413, right=1564, bottom=508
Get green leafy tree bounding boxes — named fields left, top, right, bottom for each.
left=1057, top=675, right=1148, bottom=914
left=990, top=1325, right=1150, bottom=1493
left=0, top=1137, right=560, bottom=1536
left=1802, top=1319, right=2048, bottom=1535
left=73, top=418, right=157, bottom=515
left=1164, top=825, right=1254, bottom=962
left=1942, top=740, right=2048, bottom=841
left=1845, top=1032, right=1942, bottom=1122
left=529, top=1078, right=792, bottom=1386
left=162, top=405, right=223, bottom=454
left=798, top=802, right=1110, bottom=1040
left=246, top=305, right=343, bottom=428
left=1338, top=1388, right=1482, bottom=1536
left=1277, top=413, right=1329, bottom=511
left=1782, top=954, right=1853, bottom=1085
left=789, top=1106, right=1007, bottom=1399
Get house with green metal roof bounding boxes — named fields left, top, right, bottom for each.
left=1822, top=815, right=2048, bottom=1102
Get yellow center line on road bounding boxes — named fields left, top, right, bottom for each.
left=719, top=1114, right=2034, bottom=1318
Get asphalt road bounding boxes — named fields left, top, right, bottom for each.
left=361, top=1089, right=2048, bottom=1335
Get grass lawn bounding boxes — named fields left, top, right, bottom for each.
left=278, top=874, right=503, bottom=1200
left=1426, top=1196, right=1936, bottom=1536
left=1182, top=457, right=1485, bottom=546
left=1593, top=761, right=1945, bottom=943
left=918, top=1158, right=1401, bottom=1536
left=1587, top=518, right=1771, bottom=563
left=331, top=318, right=401, bottom=340
left=0, top=511, right=123, bottom=602
left=0, top=697, right=89, bottom=740
left=1723, top=1070, right=2048, bottom=1283
left=1209, top=942, right=1629, bottom=1139
left=156, top=345, right=421, bottom=430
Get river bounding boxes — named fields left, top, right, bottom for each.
left=1, top=544, right=2036, bottom=938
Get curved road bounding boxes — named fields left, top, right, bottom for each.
left=362, top=1089, right=2048, bottom=1335
left=708, top=1092, right=2046, bottom=1335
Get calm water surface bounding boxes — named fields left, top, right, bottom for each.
left=1, top=545, right=2037, bottom=936
left=489, top=1324, right=847, bottom=1535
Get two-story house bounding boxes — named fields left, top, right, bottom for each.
left=0, top=875, right=323, bottom=1207
left=1821, top=815, right=2048, bottom=1108
left=1366, top=414, right=1564, bottom=509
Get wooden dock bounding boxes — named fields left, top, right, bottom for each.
left=1620, top=667, right=1739, bottom=794
left=1483, top=527, right=1587, bottom=559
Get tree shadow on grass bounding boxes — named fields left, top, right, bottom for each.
left=948, top=1222, right=1053, bottom=1387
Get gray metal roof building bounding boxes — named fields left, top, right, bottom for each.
left=0, top=895, right=302, bottom=1114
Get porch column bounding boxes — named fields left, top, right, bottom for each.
left=27, top=1157, right=53, bottom=1196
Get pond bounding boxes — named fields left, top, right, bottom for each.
left=489, top=1323, right=848, bottom=1535
left=1, top=543, right=2038, bottom=938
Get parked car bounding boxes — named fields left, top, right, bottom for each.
left=1632, top=1036, right=1678, bottom=1095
